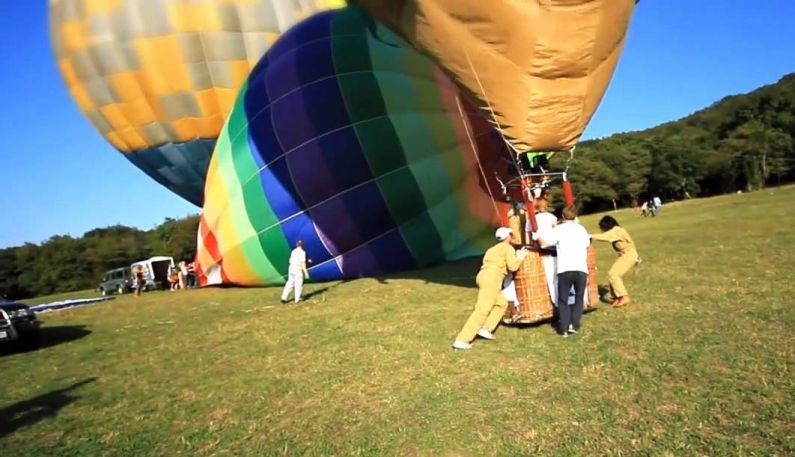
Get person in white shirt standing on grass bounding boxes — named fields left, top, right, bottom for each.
left=280, top=240, right=309, bottom=304
left=539, top=205, right=590, bottom=337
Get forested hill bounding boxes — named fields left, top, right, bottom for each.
left=552, top=72, right=795, bottom=212
left=3, top=74, right=794, bottom=299
left=0, top=216, right=199, bottom=300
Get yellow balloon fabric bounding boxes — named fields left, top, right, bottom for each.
left=49, top=0, right=345, bottom=153
left=353, top=0, right=638, bottom=153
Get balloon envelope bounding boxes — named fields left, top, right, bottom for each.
left=196, top=7, right=504, bottom=286
left=50, top=0, right=344, bottom=206
left=354, top=0, right=638, bottom=153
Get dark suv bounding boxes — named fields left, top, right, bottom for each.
left=0, top=299, right=40, bottom=348
left=99, top=267, right=133, bottom=296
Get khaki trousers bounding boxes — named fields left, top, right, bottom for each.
left=456, top=271, right=507, bottom=343
left=608, top=250, right=638, bottom=298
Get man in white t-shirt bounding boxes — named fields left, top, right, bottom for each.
left=538, top=205, right=590, bottom=336
left=280, top=240, right=309, bottom=303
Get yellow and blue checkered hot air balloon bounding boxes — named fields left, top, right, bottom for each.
left=49, top=0, right=344, bottom=206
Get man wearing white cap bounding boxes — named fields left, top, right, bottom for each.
left=452, top=227, right=529, bottom=349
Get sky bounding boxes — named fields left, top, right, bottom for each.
left=1, top=1, right=794, bottom=249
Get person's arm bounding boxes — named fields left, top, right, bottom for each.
left=536, top=227, right=557, bottom=248
left=302, top=255, right=309, bottom=279
left=590, top=229, right=617, bottom=242
left=505, top=245, right=528, bottom=272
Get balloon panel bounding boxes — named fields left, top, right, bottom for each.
left=354, top=0, right=637, bottom=153
left=50, top=0, right=344, bottom=205
left=197, top=7, right=504, bottom=286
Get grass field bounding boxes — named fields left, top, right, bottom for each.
left=2, top=187, right=793, bottom=456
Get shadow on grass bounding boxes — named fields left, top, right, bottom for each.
left=598, top=284, right=614, bottom=303
left=1, top=325, right=92, bottom=356
left=377, top=256, right=482, bottom=288
left=0, top=378, right=96, bottom=438
left=302, top=280, right=353, bottom=300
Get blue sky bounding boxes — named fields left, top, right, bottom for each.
left=1, top=1, right=794, bottom=249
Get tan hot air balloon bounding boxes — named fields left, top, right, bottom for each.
left=49, top=0, right=344, bottom=206
left=353, top=0, right=638, bottom=153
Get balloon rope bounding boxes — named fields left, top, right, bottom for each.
left=455, top=94, right=501, bottom=219
left=463, top=49, right=541, bottom=216
left=463, top=50, right=525, bottom=176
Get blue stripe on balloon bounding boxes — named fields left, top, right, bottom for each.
left=285, top=127, right=372, bottom=207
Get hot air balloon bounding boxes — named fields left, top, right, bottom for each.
left=353, top=0, right=638, bottom=154
left=49, top=0, right=344, bottom=206
left=195, top=7, right=507, bottom=286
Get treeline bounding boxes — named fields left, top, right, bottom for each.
left=550, top=73, right=795, bottom=212
left=0, top=216, right=199, bottom=300
left=3, top=74, right=794, bottom=299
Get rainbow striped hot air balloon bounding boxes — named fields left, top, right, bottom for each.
left=49, top=0, right=344, bottom=206
left=196, top=7, right=506, bottom=286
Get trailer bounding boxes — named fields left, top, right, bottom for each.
left=131, top=256, right=175, bottom=291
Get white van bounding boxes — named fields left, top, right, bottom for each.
left=131, top=256, right=175, bottom=291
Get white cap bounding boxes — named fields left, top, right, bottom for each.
left=495, top=227, right=512, bottom=241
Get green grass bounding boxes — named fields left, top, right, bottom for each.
left=2, top=187, right=794, bottom=456
left=22, top=289, right=102, bottom=306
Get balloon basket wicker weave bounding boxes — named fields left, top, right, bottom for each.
left=503, top=246, right=598, bottom=325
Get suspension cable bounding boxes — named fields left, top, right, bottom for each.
left=455, top=95, right=501, bottom=219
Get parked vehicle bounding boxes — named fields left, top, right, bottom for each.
left=0, top=299, right=40, bottom=348
left=99, top=267, right=133, bottom=296
left=131, top=256, right=175, bottom=291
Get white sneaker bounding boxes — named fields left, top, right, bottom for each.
left=477, top=328, right=495, bottom=340
left=568, top=325, right=578, bottom=334
left=451, top=340, right=472, bottom=350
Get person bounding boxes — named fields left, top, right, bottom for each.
left=528, top=192, right=558, bottom=304
left=280, top=240, right=309, bottom=303
left=186, top=262, right=197, bottom=288
left=652, top=195, right=662, bottom=214
left=639, top=200, right=649, bottom=217
left=168, top=266, right=179, bottom=291
left=452, top=227, right=529, bottom=349
left=538, top=205, right=590, bottom=336
left=178, top=261, right=189, bottom=290
left=133, top=265, right=145, bottom=297
left=590, top=215, right=639, bottom=308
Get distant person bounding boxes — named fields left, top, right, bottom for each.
left=186, top=262, right=197, bottom=288
left=280, top=240, right=309, bottom=304
left=640, top=201, right=649, bottom=217
left=590, top=216, right=639, bottom=308
left=652, top=196, right=662, bottom=214
left=168, top=266, right=179, bottom=291
left=538, top=205, right=590, bottom=336
left=178, top=261, right=189, bottom=290
left=133, top=266, right=145, bottom=297
left=452, top=227, right=529, bottom=349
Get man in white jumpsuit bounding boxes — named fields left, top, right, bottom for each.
left=280, top=240, right=309, bottom=303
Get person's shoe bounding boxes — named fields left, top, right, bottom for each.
left=280, top=299, right=288, bottom=304
left=568, top=325, right=578, bottom=335
left=476, top=328, right=495, bottom=340
left=452, top=340, right=473, bottom=350
left=560, top=332, right=569, bottom=338
left=613, top=296, right=631, bottom=308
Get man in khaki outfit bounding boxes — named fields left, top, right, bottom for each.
left=452, top=227, right=529, bottom=350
